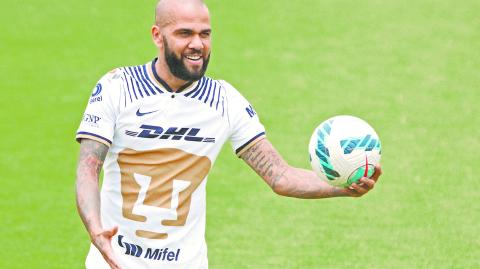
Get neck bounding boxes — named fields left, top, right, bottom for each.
left=154, top=58, right=190, bottom=92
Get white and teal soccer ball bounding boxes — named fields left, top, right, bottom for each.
left=308, top=115, right=382, bottom=187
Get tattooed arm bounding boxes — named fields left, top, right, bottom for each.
left=241, top=138, right=381, bottom=199
left=76, top=139, right=108, bottom=236
left=76, top=139, right=122, bottom=269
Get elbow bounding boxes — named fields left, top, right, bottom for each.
left=269, top=167, right=293, bottom=197
left=272, top=187, right=288, bottom=197
left=271, top=178, right=290, bottom=197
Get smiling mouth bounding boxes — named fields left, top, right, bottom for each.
left=185, top=55, right=202, bottom=61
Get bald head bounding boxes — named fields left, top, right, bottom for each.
left=151, top=0, right=212, bottom=87
left=155, top=0, right=209, bottom=28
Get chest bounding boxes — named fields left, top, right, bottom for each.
left=112, top=94, right=229, bottom=157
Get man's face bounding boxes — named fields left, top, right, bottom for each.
left=154, top=3, right=212, bottom=81
left=163, top=35, right=210, bottom=81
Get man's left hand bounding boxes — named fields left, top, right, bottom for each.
left=344, top=165, right=382, bottom=197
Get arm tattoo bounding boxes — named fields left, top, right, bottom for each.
left=270, top=168, right=287, bottom=190
left=241, top=139, right=288, bottom=189
left=241, top=139, right=344, bottom=199
left=76, top=139, right=109, bottom=236
left=77, top=139, right=108, bottom=178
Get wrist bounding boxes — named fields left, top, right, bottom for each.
left=88, top=227, right=104, bottom=240
left=330, top=186, right=350, bottom=197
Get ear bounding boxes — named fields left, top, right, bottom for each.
left=151, top=25, right=163, bottom=48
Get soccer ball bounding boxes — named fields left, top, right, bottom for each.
left=308, top=115, right=382, bottom=187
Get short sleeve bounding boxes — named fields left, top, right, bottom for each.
left=221, top=80, right=266, bottom=156
left=75, top=70, right=121, bottom=147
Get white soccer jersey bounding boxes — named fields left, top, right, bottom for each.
left=76, top=58, right=265, bottom=269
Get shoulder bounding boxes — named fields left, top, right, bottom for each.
left=192, top=77, right=244, bottom=101
left=86, top=68, right=125, bottom=107
left=216, top=79, right=235, bottom=91
left=101, top=68, right=124, bottom=82
left=102, top=62, right=151, bottom=85
left=214, top=79, right=252, bottom=104
left=95, top=62, right=148, bottom=93
left=214, top=79, right=243, bottom=99
left=96, top=68, right=124, bottom=90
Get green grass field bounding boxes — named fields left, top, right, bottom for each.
left=1, top=0, right=479, bottom=268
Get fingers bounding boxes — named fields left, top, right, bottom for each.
left=350, top=182, right=368, bottom=196
left=346, top=178, right=376, bottom=197
left=103, top=253, right=123, bottom=269
left=98, top=240, right=123, bottom=269
left=92, top=227, right=123, bottom=269
left=370, top=165, right=382, bottom=182
left=103, top=252, right=123, bottom=269
left=345, top=164, right=382, bottom=197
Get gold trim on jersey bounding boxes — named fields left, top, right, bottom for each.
left=236, top=135, right=266, bottom=157
left=117, top=147, right=211, bottom=240
left=76, top=134, right=111, bottom=147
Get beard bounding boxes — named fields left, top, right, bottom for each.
left=163, top=37, right=210, bottom=81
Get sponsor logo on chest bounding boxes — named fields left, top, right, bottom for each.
left=125, top=124, right=215, bottom=143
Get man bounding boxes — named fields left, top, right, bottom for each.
left=75, top=0, right=382, bottom=268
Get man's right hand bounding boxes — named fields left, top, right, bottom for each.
left=90, top=226, right=123, bottom=269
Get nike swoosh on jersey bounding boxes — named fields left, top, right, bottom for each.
left=136, top=108, right=159, bottom=116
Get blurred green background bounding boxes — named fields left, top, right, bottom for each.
left=1, top=0, right=478, bottom=268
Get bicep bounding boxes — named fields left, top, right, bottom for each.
left=240, top=138, right=289, bottom=190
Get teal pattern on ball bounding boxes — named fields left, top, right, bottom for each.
left=314, top=120, right=340, bottom=181
left=340, top=135, right=382, bottom=154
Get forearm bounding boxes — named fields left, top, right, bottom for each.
left=75, top=139, right=108, bottom=238
left=241, top=139, right=348, bottom=199
left=275, top=166, right=348, bottom=199
left=76, top=173, right=102, bottom=237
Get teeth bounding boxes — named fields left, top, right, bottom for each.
left=185, top=55, right=201, bottom=61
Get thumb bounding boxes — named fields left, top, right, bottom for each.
left=103, top=226, right=118, bottom=238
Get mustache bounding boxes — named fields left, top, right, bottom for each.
left=185, top=49, right=203, bottom=55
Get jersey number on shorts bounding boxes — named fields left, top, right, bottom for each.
left=117, top=148, right=211, bottom=239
